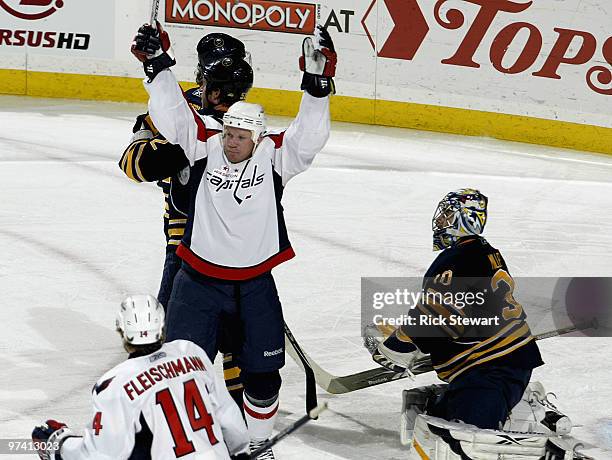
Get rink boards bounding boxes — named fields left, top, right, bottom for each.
left=0, top=0, right=611, bottom=154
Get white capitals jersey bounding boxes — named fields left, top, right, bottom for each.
left=61, top=340, right=249, bottom=460
left=145, top=70, right=330, bottom=281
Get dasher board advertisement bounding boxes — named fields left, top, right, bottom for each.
left=0, top=0, right=114, bottom=58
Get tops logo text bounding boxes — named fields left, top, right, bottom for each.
left=363, top=0, right=611, bottom=96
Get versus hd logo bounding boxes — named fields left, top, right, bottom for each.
left=0, top=0, right=91, bottom=51
left=0, top=0, right=64, bottom=20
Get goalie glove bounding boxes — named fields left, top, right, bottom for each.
left=131, top=21, right=176, bottom=82
left=299, top=25, right=337, bottom=97
left=372, top=330, right=427, bottom=379
left=32, top=419, right=76, bottom=460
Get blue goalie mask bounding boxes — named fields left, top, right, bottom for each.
left=432, top=188, right=488, bottom=251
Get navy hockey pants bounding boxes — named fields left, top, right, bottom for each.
left=429, top=365, right=532, bottom=429
left=157, top=247, right=182, bottom=310
left=165, top=266, right=285, bottom=373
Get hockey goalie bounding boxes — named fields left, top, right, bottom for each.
left=365, top=189, right=586, bottom=460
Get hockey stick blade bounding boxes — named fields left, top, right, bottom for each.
left=286, top=320, right=597, bottom=394
left=249, top=403, right=328, bottom=458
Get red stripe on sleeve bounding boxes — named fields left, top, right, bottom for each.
left=182, top=92, right=219, bottom=142
left=265, top=132, right=285, bottom=149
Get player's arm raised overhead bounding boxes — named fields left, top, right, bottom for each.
left=271, top=25, right=336, bottom=185
left=132, top=22, right=214, bottom=165
left=119, top=113, right=190, bottom=182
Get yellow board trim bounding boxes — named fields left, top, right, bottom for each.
left=2, top=69, right=611, bottom=155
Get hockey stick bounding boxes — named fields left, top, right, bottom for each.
left=283, top=322, right=318, bottom=413
left=249, top=403, right=328, bottom=458
left=149, top=0, right=160, bottom=25
left=285, top=320, right=597, bottom=395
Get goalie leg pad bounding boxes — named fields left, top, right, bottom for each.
left=400, top=384, right=447, bottom=446
left=409, top=414, right=552, bottom=460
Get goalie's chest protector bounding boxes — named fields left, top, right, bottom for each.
left=177, top=136, right=293, bottom=280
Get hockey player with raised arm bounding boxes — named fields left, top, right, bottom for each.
left=122, top=32, right=254, bottom=413
left=365, top=189, right=583, bottom=459
left=130, top=22, right=336, bottom=459
left=124, top=32, right=253, bottom=308
left=31, top=295, right=250, bottom=460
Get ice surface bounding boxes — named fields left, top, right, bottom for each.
left=1, top=95, right=611, bottom=459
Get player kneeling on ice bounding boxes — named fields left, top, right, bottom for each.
left=32, top=295, right=250, bottom=460
left=365, top=189, right=581, bottom=459
left=131, top=21, right=336, bottom=460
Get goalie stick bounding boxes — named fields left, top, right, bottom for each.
left=285, top=320, right=597, bottom=394
left=249, top=403, right=328, bottom=458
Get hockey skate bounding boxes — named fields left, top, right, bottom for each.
left=504, top=381, right=572, bottom=436
left=526, top=381, right=572, bottom=435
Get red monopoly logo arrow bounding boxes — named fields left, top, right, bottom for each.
left=362, top=0, right=429, bottom=60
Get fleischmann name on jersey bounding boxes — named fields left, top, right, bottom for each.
left=123, top=355, right=206, bottom=400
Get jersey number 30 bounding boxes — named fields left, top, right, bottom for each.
left=156, top=379, right=219, bottom=457
left=491, top=269, right=523, bottom=321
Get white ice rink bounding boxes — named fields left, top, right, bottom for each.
left=1, top=95, right=611, bottom=459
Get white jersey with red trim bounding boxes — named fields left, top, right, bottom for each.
left=145, top=70, right=330, bottom=281
left=60, top=340, right=249, bottom=460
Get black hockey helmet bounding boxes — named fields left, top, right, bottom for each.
left=196, top=33, right=247, bottom=67
left=199, top=56, right=253, bottom=105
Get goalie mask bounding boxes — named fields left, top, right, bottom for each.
left=116, top=295, right=165, bottom=346
left=432, top=188, right=488, bottom=251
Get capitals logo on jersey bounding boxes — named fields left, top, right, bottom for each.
left=206, top=161, right=265, bottom=204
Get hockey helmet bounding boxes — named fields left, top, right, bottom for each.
left=223, top=101, right=266, bottom=144
left=432, top=188, right=488, bottom=251
left=196, top=33, right=248, bottom=67
left=116, top=295, right=165, bottom=346
left=199, top=57, right=253, bottom=105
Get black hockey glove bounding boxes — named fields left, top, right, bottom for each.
left=131, top=21, right=176, bottom=82
left=299, top=25, right=337, bottom=97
